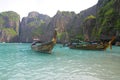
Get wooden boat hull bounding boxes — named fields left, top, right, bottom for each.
left=31, top=41, right=55, bottom=53
left=69, top=44, right=106, bottom=50
left=115, top=42, right=120, bottom=46
left=31, top=30, right=57, bottom=53
left=69, top=36, right=115, bottom=50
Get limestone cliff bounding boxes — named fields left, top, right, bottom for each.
left=96, top=0, right=120, bottom=40
left=46, top=11, right=76, bottom=43
left=83, top=15, right=96, bottom=41
left=19, top=11, right=51, bottom=42
left=0, top=11, right=20, bottom=42
left=1, top=0, right=119, bottom=43
left=72, top=0, right=120, bottom=41
left=68, top=5, right=97, bottom=41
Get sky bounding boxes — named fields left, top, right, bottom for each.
left=0, top=0, right=98, bottom=18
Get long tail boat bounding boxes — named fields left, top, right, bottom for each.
left=69, top=36, right=115, bottom=50
left=31, top=30, right=57, bottom=53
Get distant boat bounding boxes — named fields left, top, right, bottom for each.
left=115, top=42, right=120, bottom=46
left=2, top=42, right=6, bottom=43
left=31, top=30, right=57, bottom=53
left=69, top=36, right=115, bottom=50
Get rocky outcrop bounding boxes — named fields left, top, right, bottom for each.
left=19, top=11, right=51, bottom=42
left=83, top=15, right=96, bottom=41
left=46, top=11, right=76, bottom=43
left=68, top=5, right=97, bottom=41
left=0, top=11, right=20, bottom=42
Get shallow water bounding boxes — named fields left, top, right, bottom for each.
left=0, top=43, right=120, bottom=80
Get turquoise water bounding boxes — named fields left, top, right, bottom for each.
left=0, top=43, right=120, bottom=80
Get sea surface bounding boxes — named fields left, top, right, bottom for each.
left=0, top=43, right=120, bottom=80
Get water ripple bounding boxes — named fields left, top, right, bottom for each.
left=0, top=44, right=120, bottom=80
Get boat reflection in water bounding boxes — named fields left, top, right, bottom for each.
left=31, top=30, right=57, bottom=53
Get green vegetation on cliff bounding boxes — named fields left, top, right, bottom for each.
left=0, top=11, right=20, bottom=42
left=0, top=15, right=5, bottom=25
left=1, top=11, right=20, bottom=22
left=83, top=15, right=96, bottom=40
left=97, top=0, right=120, bottom=36
left=32, top=26, right=43, bottom=37
left=0, top=28, right=17, bottom=36
left=84, top=15, right=96, bottom=21
left=27, top=19, right=45, bottom=37
left=57, top=32, right=66, bottom=41
left=19, top=12, right=51, bottom=42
